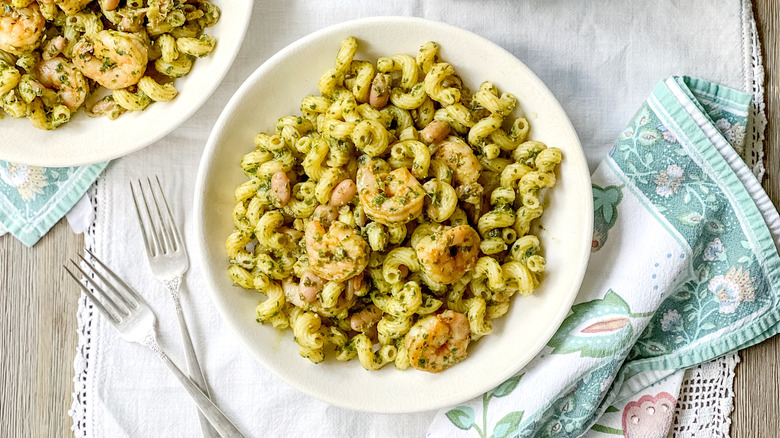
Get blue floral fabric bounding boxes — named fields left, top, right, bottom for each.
left=429, top=77, right=780, bottom=438
left=0, top=161, right=107, bottom=246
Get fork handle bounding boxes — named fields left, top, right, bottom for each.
left=165, top=277, right=219, bottom=438
left=145, top=336, right=245, bottom=438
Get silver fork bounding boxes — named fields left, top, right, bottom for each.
left=64, top=251, right=245, bottom=438
left=130, top=176, right=218, bottom=438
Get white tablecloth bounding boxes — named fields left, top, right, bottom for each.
left=71, top=1, right=764, bottom=436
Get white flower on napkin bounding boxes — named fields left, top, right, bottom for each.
left=653, top=165, right=685, bottom=198
left=657, top=124, right=678, bottom=144
left=715, top=118, right=746, bottom=153
left=660, top=310, right=683, bottom=332
left=702, top=238, right=726, bottom=261
left=0, top=163, right=48, bottom=201
left=708, top=267, right=756, bottom=314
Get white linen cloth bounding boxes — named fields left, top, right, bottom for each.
left=428, top=75, right=779, bottom=437
left=71, top=1, right=764, bottom=437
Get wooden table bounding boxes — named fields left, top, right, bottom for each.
left=2, top=3, right=779, bottom=437
left=731, top=2, right=780, bottom=436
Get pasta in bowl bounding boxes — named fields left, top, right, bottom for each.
left=1, top=0, right=219, bottom=129
left=195, top=17, right=592, bottom=412
left=0, top=0, right=252, bottom=167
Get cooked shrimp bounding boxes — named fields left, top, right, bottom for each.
left=415, top=224, right=481, bottom=284
left=356, top=159, right=425, bottom=225
left=305, top=220, right=369, bottom=282
left=41, top=35, right=66, bottom=60
left=0, top=1, right=45, bottom=55
left=72, top=30, right=148, bottom=89
left=34, top=56, right=88, bottom=112
left=311, top=204, right=338, bottom=225
left=433, top=136, right=483, bottom=186
left=404, top=310, right=470, bottom=373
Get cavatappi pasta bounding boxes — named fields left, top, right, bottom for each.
left=0, top=0, right=219, bottom=130
left=226, top=37, right=562, bottom=373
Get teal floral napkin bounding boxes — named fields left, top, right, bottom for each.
left=428, top=76, right=780, bottom=437
left=0, top=161, right=107, bottom=246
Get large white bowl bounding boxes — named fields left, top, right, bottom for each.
left=0, top=0, right=253, bottom=167
left=194, top=16, right=593, bottom=413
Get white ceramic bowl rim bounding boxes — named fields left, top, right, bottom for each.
left=0, top=0, right=254, bottom=167
left=194, top=16, right=593, bottom=414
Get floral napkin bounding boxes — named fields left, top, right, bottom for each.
left=0, top=161, right=106, bottom=246
left=428, top=76, right=780, bottom=437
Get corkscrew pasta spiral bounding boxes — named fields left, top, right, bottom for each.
left=225, top=37, right=562, bottom=373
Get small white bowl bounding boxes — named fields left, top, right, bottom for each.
left=194, top=16, right=593, bottom=413
left=0, top=0, right=253, bottom=167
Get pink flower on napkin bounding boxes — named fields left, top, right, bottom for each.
left=621, top=392, right=677, bottom=438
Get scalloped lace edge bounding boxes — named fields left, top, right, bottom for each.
left=67, top=1, right=767, bottom=436
left=670, top=3, right=764, bottom=436
left=68, top=178, right=99, bottom=437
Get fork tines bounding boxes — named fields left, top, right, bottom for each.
left=64, top=249, right=142, bottom=323
left=130, top=176, right=183, bottom=257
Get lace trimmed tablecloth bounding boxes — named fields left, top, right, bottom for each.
left=672, top=2, right=766, bottom=436
left=68, top=1, right=769, bottom=437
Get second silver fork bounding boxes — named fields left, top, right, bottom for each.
left=131, top=177, right=217, bottom=438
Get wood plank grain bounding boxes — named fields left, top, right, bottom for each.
left=0, top=3, right=776, bottom=438
left=0, top=221, right=83, bottom=438
left=731, top=1, right=780, bottom=437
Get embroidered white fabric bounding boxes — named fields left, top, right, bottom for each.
left=740, top=0, right=767, bottom=181
left=69, top=180, right=100, bottom=435
left=672, top=354, right=741, bottom=438
left=64, top=193, right=94, bottom=235
left=67, top=1, right=768, bottom=436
